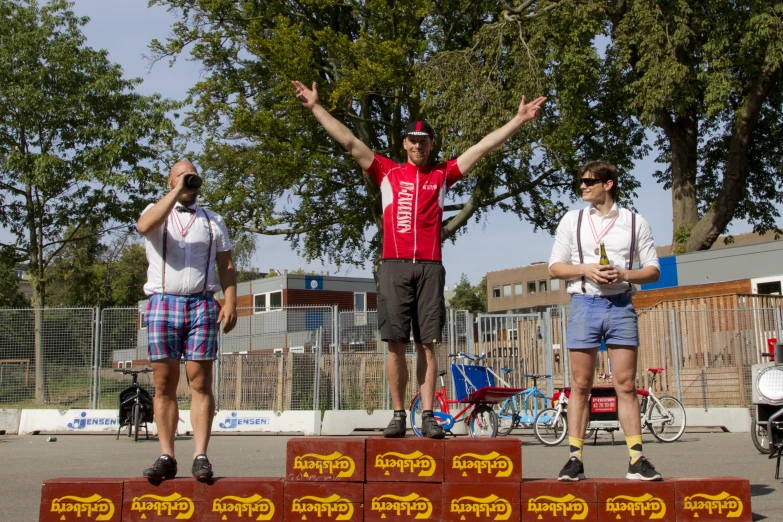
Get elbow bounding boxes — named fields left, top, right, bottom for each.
left=136, top=222, right=149, bottom=236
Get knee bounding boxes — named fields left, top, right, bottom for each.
left=189, top=377, right=213, bottom=396
left=613, top=376, right=636, bottom=396
left=570, top=375, right=592, bottom=394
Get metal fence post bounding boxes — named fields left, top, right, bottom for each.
left=542, top=309, right=554, bottom=399
left=669, top=310, right=683, bottom=402
left=333, top=305, right=339, bottom=410
left=775, top=306, right=783, bottom=343
left=91, top=307, right=101, bottom=409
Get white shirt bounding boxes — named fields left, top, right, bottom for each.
left=548, top=204, right=660, bottom=296
left=142, top=203, right=232, bottom=296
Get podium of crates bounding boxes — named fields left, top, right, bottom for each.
left=40, top=436, right=752, bottom=521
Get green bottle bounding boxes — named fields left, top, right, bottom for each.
left=599, top=243, right=610, bottom=266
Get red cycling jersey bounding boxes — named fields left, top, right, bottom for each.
left=366, top=154, right=463, bottom=261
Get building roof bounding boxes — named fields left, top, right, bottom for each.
left=655, top=228, right=780, bottom=258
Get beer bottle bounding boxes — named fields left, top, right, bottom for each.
left=599, top=243, right=610, bottom=265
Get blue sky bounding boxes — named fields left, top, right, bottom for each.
left=70, top=1, right=776, bottom=288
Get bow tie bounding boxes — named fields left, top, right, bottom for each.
left=176, top=206, right=195, bottom=214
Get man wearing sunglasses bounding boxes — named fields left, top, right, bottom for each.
left=548, top=161, right=661, bottom=481
left=292, top=79, right=546, bottom=438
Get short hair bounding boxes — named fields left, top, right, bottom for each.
left=578, top=160, right=618, bottom=200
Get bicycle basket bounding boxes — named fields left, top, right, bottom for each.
left=118, top=386, right=154, bottom=425
left=451, top=364, right=495, bottom=403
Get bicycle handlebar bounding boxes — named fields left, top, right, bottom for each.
left=448, top=352, right=487, bottom=363
left=114, top=368, right=153, bottom=375
left=524, top=374, right=552, bottom=379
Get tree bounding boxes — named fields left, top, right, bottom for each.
left=521, top=0, right=783, bottom=253
left=449, top=273, right=486, bottom=314
left=0, top=247, right=30, bottom=308
left=0, top=0, right=178, bottom=401
left=148, top=0, right=596, bottom=270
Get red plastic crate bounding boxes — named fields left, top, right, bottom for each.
left=286, top=438, right=365, bottom=482
left=442, top=482, right=521, bottom=522
left=122, top=478, right=202, bottom=522
left=672, top=477, right=751, bottom=522
left=595, top=479, right=675, bottom=522
left=199, top=477, right=284, bottom=522
left=445, top=438, right=522, bottom=483
left=283, top=482, right=363, bottom=522
left=520, top=479, right=597, bottom=522
left=365, top=437, right=445, bottom=482
left=364, top=482, right=442, bottom=522
left=39, top=478, right=123, bottom=522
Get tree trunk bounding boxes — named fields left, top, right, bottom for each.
left=657, top=111, right=699, bottom=255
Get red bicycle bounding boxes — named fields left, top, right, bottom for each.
left=408, top=353, right=525, bottom=438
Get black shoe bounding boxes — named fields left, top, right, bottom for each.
left=143, top=454, right=178, bottom=480
left=192, top=454, right=214, bottom=481
left=383, top=414, right=407, bottom=438
left=421, top=415, right=445, bottom=439
left=557, top=456, right=585, bottom=481
left=626, top=456, right=662, bottom=481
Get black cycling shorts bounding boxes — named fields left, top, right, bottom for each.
left=377, top=259, right=446, bottom=344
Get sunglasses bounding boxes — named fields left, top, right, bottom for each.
left=580, top=177, right=604, bottom=187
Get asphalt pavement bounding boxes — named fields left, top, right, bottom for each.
left=4, top=428, right=780, bottom=521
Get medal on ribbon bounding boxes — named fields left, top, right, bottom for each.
left=587, top=210, right=618, bottom=257
left=172, top=206, right=198, bottom=247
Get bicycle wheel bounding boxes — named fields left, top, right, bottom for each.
left=751, top=419, right=771, bottom=454
left=647, top=396, right=686, bottom=442
left=495, top=398, right=517, bottom=436
left=409, top=395, right=443, bottom=437
left=133, top=403, right=142, bottom=442
left=534, top=408, right=567, bottom=446
left=468, top=405, right=498, bottom=438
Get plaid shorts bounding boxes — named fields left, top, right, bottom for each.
left=146, top=293, right=221, bottom=361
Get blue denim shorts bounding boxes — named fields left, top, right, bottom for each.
left=566, top=293, right=639, bottom=349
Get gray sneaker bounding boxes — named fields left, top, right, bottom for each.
left=383, top=414, right=407, bottom=438
left=557, top=456, right=585, bottom=481
left=626, top=456, right=662, bottom=481
left=421, top=415, right=445, bottom=439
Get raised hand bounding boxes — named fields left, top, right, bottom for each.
left=292, top=80, right=319, bottom=110
left=517, top=95, right=547, bottom=123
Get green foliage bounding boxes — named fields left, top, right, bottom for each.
left=150, top=0, right=783, bottom=260
left=0, top=0, right=179, bottom=307
left=148, top=0, right=588, bottom=269
left=449, top=273, right=487, bottom=314
left=0, top=247, right=30, bottom=308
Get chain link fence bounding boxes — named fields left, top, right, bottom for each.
left=1, top=303, right=780, bottom=411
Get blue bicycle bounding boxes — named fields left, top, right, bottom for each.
left=495, top=372, right=552, bottom=436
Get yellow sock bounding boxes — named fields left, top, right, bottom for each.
left=626, top=434, right=643, bottom=464
left=569, top=437, right=584, bottom=461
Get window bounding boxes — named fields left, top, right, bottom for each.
left=492, top=286, right=501, bottom=298
left=254, top=291, right=283, bottom=313
left=354, top=292, right=367, bottom=326
left=503, top=284, right=512, bottom=297
left=539, top=280, right=548, bottom=293
left=551, top=279, right=561, bottom=291
left=527, top=282, right=536, bottom=294
left=514, top=283, right=522, bottom=295
left=14, top=270, right=24, bottom=279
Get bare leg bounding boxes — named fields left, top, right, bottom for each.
left=567, top=348, right=599, bottom=439
left=607, top=345, right=641, bottom=436
left=186, top=360, right=215, bottom=458
left=416, top=343, right=438, bottom=410
left=386, top=341, right=409, bottom=411
left=151, top=359, right=181, bottom=458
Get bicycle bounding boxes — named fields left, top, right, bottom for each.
left=495, top=372, right=552, bottom=436
left=114, top=367, right=154, bottom=441
left=534, top=367, right=686, bottom=445
left=409, top=353, right=524, bottom=438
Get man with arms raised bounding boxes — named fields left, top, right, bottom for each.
left=549, top=161, right=661, bottom=481
left=293, top=80, right=545, bottom=438
left=137, top=161, right=237, bottom=480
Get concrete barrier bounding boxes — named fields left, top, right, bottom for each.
left=0, top=408, right=21, bottom=434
